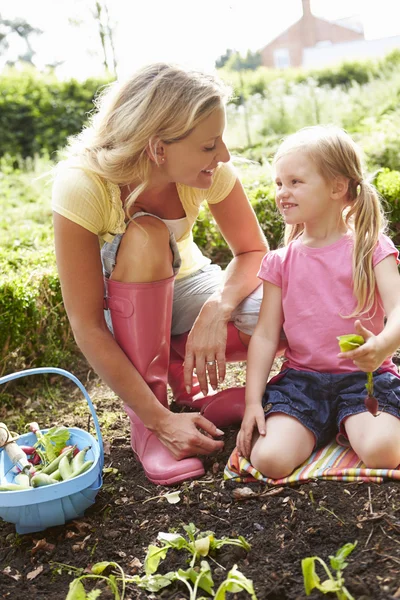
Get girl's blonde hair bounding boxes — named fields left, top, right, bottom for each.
left=274, top=125, right=387, bottom=317
left=65, top=63, right=231, bottom=213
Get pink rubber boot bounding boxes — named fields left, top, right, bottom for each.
left=105, top=275, right=205, bottom=485
left=169, top=323, right=248, bottom=427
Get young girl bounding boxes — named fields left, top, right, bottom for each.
left=237, top=125, right=400, bottom=480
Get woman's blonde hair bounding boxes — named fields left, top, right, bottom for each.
left=274, top=125, right=387, bottom=317
left=65, top=63, right=231, bottom=212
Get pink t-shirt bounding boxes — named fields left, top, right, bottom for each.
left=258, top=233, right=399, bottom=374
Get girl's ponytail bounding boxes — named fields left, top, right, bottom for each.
left=346, top=180, right=387, bottom=317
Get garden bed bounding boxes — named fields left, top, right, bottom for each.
left=1, top=362, right=400, bottom=599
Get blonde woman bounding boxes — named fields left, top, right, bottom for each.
left=52, top=63, right=268, bottom=485
left=237, top=125, right=400, bottom=479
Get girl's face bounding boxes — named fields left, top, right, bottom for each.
left=274, top=152, right=334, bottom=226
left=161, top=105, right=230, bottom=189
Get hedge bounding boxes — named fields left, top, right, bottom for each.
left=1, top=166, right=400, bottom=374
left=0, top=67, right=111, bottom=159
left=2, top=49, right=400, bottom=160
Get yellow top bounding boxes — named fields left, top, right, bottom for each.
left=52, top=160, right=237, bottom=279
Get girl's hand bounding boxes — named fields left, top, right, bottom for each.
left=236, top=404, right=266, bottom=460
left=337, top=320, right=388, bottom=372
left=183, top=301, right=229, bottom=396
left=155, top=411, right=225, bottom=460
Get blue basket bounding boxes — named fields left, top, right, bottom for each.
left=0, top=367, right=104, bottom=534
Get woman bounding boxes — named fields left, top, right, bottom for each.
left=52, top=63, right=268, bottom=486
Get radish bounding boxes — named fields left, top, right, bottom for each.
left=337, top=334, right=380, bottom=417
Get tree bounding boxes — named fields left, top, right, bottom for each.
left=215, top=48, right=236, bottom=69
left=0, top=15, right=42, bottom=64
left=69, top=0, right=117, bottom=76
left=93, top=0, right=117, bottom=76
left=224, top=49, right=262, bottom=71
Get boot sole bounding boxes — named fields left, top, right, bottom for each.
left=131, top=451, right=205, bottom=485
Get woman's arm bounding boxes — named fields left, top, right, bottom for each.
left=184, top=178, right=268, bottom=393
left=237, top=281, right=283, bottom=458
left=340, top=255, right=400, bottom=371
left=53, top=213, right=224, bottom=458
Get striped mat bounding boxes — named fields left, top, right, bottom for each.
left=224, top=440, right=400, bottom=484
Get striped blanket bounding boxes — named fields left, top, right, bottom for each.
left=224, top=440, right=400, bottom=484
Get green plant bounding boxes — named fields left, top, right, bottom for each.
left=144, top=522, right=250, bottom=572
left=63, top=523, right=255, bottom=599
left=301, top=541, right=357, bottom=599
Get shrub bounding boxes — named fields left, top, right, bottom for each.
left=375, top=168, right=400, bottom=246
left=0, top=67, right=111, bottom=159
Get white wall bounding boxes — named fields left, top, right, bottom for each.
left=303, top=35, right=400, bottom=68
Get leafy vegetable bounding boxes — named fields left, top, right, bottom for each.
left=62, top=524, right=255, bottom=599
left=302, top=541, right=357, bottom=600
left=337, top=334, right=379, bottom=416
left=33, top=426, right=71, bottom=464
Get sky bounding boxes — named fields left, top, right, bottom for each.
left=2, top=0, right=400, bottom=79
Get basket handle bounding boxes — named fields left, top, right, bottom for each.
left=0, top=367, right=104, bottom=469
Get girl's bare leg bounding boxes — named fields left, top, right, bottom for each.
left=250, top=413, right=315, bottom=479
left=344, top=412, right=400, bottom=469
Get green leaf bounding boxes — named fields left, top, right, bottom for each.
left=212, top=535, right=251, bottom=552
left=183, top=522, right=198, bottom=542
left=163, top=490, right=181, bottom=504
left=87, top=591, right=102, bottom=600
left=144, top=544, right=169, bottom=575
left=127, top=572, right=176, bottom=592
left=177, top=561, right=214, bottom=595
left=157, top=532, right=187, bottom=549
left=34, top=426, right=70, bottom=463
left=336, top=334, right=365, bottom=353
left=91, top=561, right=112, bottom=575
left=194, top=536, right=211, bottom=557
left=320, top=579, right=340, bottom=593
left=214, top=565, right=257, bottom=600
left=329, top=542, right=357, bottom=572
left=301, top=557, right=321, bottom=595
left=65, top=579, right=88, bottom=600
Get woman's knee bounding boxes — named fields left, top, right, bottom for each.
left=112, top=216, right=173, bottom=282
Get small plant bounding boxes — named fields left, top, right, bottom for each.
left=144, top=522, right=251, bottom=572
left=63, top=523, right=255, bottom=599
left=337, top=334, right=379, bottom=416
left=301, top=541, right=357, bottom=600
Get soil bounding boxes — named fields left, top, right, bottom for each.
left=1, top=360, right=400, bottom=600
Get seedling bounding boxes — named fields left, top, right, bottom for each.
left=145, top=522, right=250, bottom=572
left=337, top=334, right=379, bottom=416
left=63, top=523, right=255, bottom=599
left=301, top=541, right=357, bottom=599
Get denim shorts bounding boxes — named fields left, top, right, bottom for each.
left=262, top=368, right=400, bottom=448
left=101, top=211, right=263, bottom=336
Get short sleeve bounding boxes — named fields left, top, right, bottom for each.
left=257, top=250, right=283, bottom=287
left=52, top=162, right=111, bottom=236
left=373, top=233, right=399, bottom=267
left=205, top=162, right=237, bottom=205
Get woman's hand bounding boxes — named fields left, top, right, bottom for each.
left=183, top=299, right=230, bottom=396
left=236, top=404, right=266, bottom=459
left=154, top=411, right=225, bottom=459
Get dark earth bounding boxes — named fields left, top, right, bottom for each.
left=1, top=358, right=400, bottom=600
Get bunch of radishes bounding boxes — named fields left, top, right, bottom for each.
left=0, top=422, right=93, bottom=491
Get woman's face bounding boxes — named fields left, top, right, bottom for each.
left=162, top=105, right=230, bottom=189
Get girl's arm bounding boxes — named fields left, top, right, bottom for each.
left=53, top=213, right=225, bottom=459
left=184, top=178, right=268, bottom=394
left=341, top=255, right=400, bottom=371
left=237, top=281, right=283, bottom=458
